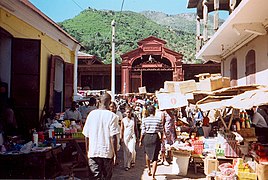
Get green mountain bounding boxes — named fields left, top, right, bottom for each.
left=59, top=8, right=202, bottom=64
left=140, top=11, right=197, bottom=34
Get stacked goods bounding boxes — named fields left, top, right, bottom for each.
left=234, top=158, right=257, bottom=180
left=204, top=157, right=219, bottom=175
left=218, top=163, right=236, bottom=180
left=197, top=76, right=223, bottom=92
left=192, top=139, right=204, bottom=155
left=224, top=140, right=240, bottom=158
left=203, top=138, right=218, bottom=154
left=195, top=73, right=231, bottom=92
left=224, top=133, right=240, bottom=158
left=215, top=148, right=225, bottom=157
left=171, top=141, right=194, bottom=156
left=222, top=77, right=231, bottom=88
left=195, top=73, right=211, bottom=81
left=164, top=80, right=196, bottom=94
left=256, top=162, right=268, bottom=180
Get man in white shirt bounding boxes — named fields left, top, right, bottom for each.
left=82, top=93, right=119, bottom=179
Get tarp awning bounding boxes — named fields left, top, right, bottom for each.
left=196, top=87, right=268, bottom=111
left=196, top=95, right=233, bottom=111
left=225, top=88, right=268, bottom=109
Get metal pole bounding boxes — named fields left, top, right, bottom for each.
left=111, top=20, right=116, bottom=101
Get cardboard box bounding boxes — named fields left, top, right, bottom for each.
left=204, top=158, right=219, bottom=175
left=256, top=162, right=268, bottom=180
left=198, top=77, right=223, bottom=92
left=222, top=77, right=230, bottom=88
left=195, top=73, right=211, bottom=81
left=237, top=172, right=257, bottom=180
left=164, top=80, right=196, bottom=94
left=155, top=92, right=188, bottom=110
left=138, top=86, right=147, bottom=94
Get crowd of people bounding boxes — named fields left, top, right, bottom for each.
left=76, top=93, right=183, bottom=180
left=63, top=92, right=268, bottom=180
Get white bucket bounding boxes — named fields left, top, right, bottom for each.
left=172, top=155, right=190, bottom=176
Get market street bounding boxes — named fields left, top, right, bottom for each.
left=111, top=145, right=206, bottom=180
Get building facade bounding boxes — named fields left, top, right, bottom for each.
left=188, top=0, right=268, bottom=87
left=77, top=36, right=220, bottom=94
left=121, top=36, right=184, bottom=93
left=0, top=1, right=80, bottom=137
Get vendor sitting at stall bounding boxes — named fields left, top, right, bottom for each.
left=64, top=101, right=82, bottom=124
left=202, top=116, right=211, bottom=138
left=252, top=106, right=268, bottom=128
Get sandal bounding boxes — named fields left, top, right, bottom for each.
left=147, top=170, right=152, bottom=176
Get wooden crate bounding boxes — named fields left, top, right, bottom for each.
left=237, top=128, right=255, bottom=138
left=204, top=158, right=219, bottom=175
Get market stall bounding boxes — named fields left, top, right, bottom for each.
left=0, top=143, right=62, bottom=179
left=193, top=87, right=268, bottom=180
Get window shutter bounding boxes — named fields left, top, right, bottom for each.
left=64, top=62, right=74, bottom=108
left=12, top=38, right=40, bottom=130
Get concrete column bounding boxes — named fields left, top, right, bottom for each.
left=121, top=66, right=130, bottom=94
left=229, top=0, right=237, bottom=14
left=196, top=15, right=201, bottom=52
left=203, top=0, right=208, bottom=42
left=214, top=0, right=219, bottom=31
left=73, top=45, right=80, bottom=98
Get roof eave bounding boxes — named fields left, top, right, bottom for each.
left=196, top=0, right=268, bottom=62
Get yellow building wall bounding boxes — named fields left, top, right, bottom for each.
left=0, top=8, right=75, bottom=117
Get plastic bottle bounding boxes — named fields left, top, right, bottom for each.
left=236, top=121, right=241, bottom=131
left=33, top=129, right=38, bottom=146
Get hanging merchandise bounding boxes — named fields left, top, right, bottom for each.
left=240, top=110, right=246, bottom=129
left=32, top=129, right=38, bottom=146
left=236, top=120, right=241, bottom=131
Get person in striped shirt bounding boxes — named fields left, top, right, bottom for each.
left=139, top=105, right=163, bottom=180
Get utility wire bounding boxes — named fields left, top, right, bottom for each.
left=117, top=0, right=125, bottom=25
left=71, top=0, right=84, bottom=11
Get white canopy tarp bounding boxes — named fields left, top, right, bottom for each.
left=156, top=92, right=188, bottom=110
left=196, top=96, right=233, bottom=111
left=224, top=88, right=268, bottom=109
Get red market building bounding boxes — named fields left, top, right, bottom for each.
left=77, top=36, right=220, bottom=94
left=121, top=36, right=184, bottom=93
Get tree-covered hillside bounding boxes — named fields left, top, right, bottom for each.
left=59, top=8, right=199, bottom=64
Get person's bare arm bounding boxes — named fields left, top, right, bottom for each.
left=85, top=137, right=89, bottom=155
left=139, top=134, right=144, bottom=147
left=134, top=117, right=138, bottom=139
left=120, top=120, right=124, bottom=141
left=111, top=134, right=118, bottom=164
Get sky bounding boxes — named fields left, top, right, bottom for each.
left=29, top=0, right=196, bottom=22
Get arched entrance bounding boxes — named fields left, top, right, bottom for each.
left=121, top=36, right=183, bottom=93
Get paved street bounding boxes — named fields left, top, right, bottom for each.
left=111, top=145, right=206, bottom=180
left=70, top=143, right=207, bottom=180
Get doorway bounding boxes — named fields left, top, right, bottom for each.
left=142, top=71, right=172, bottom=93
